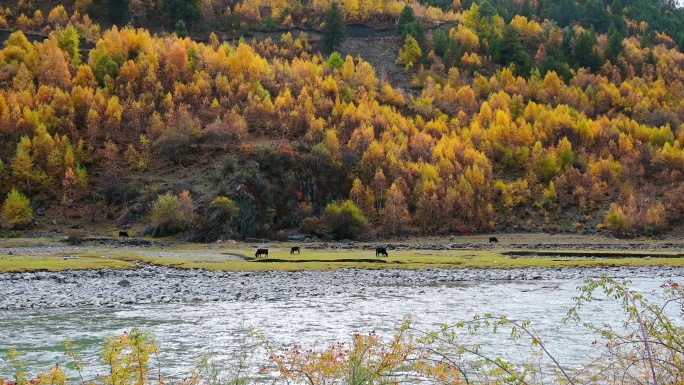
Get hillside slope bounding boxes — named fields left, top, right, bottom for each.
left=0, top=0, right=682, bottom=241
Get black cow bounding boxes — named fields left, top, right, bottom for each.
left=489, top=237, right=499, bottom=243
left=290, top=246, right=300, bottom=254
left=375, top=247, right=388, bottom=257
left=255, top=248, right=269, bottom=258
left=119, top=231, right=129, bottom=237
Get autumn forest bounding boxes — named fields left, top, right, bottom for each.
left=0, top=0, right=683, bottom=240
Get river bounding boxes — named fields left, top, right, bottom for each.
left=1, top=267, right=683, bottom=382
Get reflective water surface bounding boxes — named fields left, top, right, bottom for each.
left=1, top=275, right=681, bottom=381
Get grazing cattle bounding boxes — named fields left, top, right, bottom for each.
left=489, top=237, right=499, bottom=243
left=449, top=235, right=454, bottom=241
left=119, top=231, right=129, bottom=237
left=290, top=246, right=300, bottom=254
left=375, top=247, right=389, bottom=257
left=255, top=248, right=269, bottom=258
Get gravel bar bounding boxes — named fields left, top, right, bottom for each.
left=2, top=265, right=683, bottom=311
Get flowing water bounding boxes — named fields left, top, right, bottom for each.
left=1, top=273, right=682, bottom=381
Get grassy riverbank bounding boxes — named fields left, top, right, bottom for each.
left=2, top=234, right=684, bottom=273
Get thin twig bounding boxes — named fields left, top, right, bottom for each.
left=514, top=322, right=575, bottom=385
left=630, top=294, right=659, bottom=385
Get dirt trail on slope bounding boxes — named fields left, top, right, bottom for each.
left=338, top=27, right=412, bottom=95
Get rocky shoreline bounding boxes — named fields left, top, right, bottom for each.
left=2, top=265, right=683, bottom=311
left=311, top=241, right=684, bottom=252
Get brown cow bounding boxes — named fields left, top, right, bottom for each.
left=255, top=248, right=269, bottom=258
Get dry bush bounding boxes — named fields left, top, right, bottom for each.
left=66, top=228, right=86, bottom=244
left=202, top=112, right=247, bottom=149
left=275, top=230, right=288, bottom=241
left=300, top=216, right=323, bottom=236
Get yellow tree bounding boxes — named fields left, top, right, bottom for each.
left=47, top=5, right=68, bottom=27
left=75, top=0, right=93, bottom=13
left=73, top=65, right=98, bottom=88
left=30, top=124, right=55, bottom=168
left=461, top=52, right=482, bottom=72
left=381, top=182, right=409, bottom=235
left=271, top=0, right=286, bottom=20
left=233, top=0, right=261, bottom=25
left=62, top=166, right=76, bottom=202
left=314, top=0, right=333, bottom=13
left=349, top=124, right=375, bottom=156
left=645, top=202, right=668, bottom=233
left=37, top=39, right=71, bottom=90
left=103, top=96, right=123, bottom=141
left=85, top=107, right=101, bottom=146
left=0, top=94, right=11, bottom=137
left=453, top=26, right=479, bottom=51
left=371, top=168, right=387, bottom=213
left=100, top=140, right=119, bottom=173
left=2, top=188, right=33, bottom=229
left=11, top=136, right=36, bottom=191
left=397, top=35, right=421, bottom=71
left=349, top=177, right=376, bottom=223
left=179, top=190, right=196, bottom=225
left=414, top=180, right=441, bottom=233
left=3, top=31, right=36, bottom=68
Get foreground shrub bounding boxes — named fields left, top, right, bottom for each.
left=65, top=229, right=86, bottom=244
left=267, top=277, right=684, bottom=385
left=566, top=278, right=684, bottom=385
left=99, top=328, right=158, bottom=385
left=263, top=320, right=465, bottom=384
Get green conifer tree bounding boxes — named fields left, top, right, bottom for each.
left=574, top=28, right=602, bottom=71
left=163, top=0, right=200, bottom=25
left=397, top=5, right=416, bottom=34
left=605, top=23, right=624, bottom=63
left=322, top=1, right=346, bottom=54
left=520, top=0, right=533, bottom=18
left=397, top=5, right=425, bottom=48
left=104, top=0, right=129, bottom=24
left=496, top=25, right=531, bottom=76
left=581, top=0, right=610, bottom=33
left=610, top=0, right=623, bottom=16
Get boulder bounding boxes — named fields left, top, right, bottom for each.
left=116, top=203, right=146, bottom=227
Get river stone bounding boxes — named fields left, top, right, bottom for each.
left=117, top=279, right=131, bottom=287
